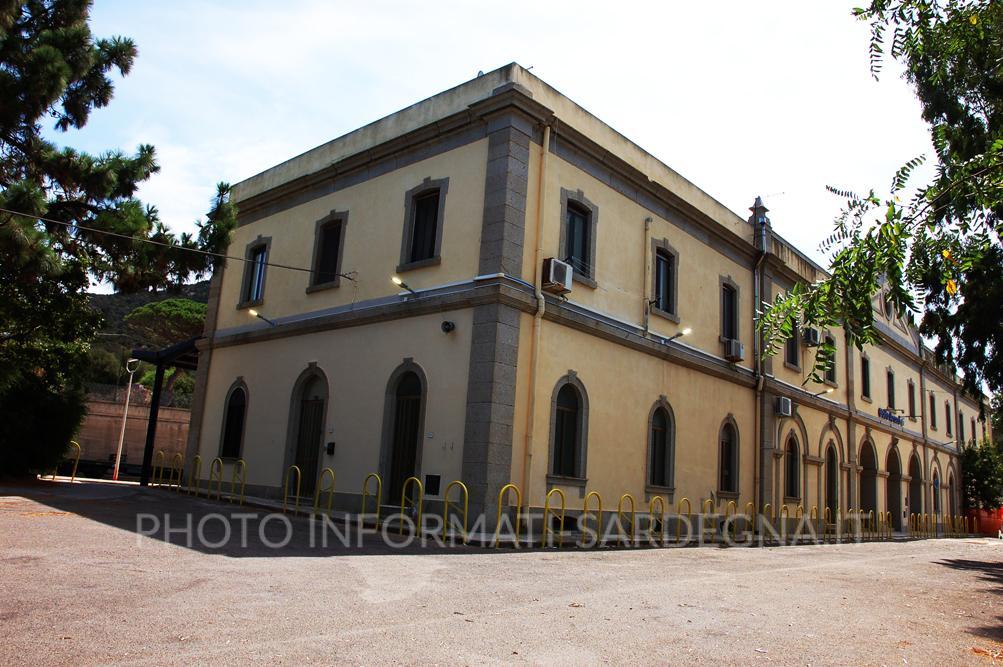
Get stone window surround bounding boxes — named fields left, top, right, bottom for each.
left=886, top=366, right=896, bottom=410
left=645, top=395, right=676, bottom=496
left=546, top=370, right=590, bottom=489
left=945, top=400, right=953, bottom=436
left=859, top=352, right=872, bottom=402
left=649, top=238, right=679, bottom=324
left=306, top=210, right=349, bottom=293
left=558, top=188, right=599, bottom=288
left=218, top=377, right=249, bottom=461
left=929, top=391, right=938, bottom=430
left=397, top=176, right=449, bottom=273
left=236, top=235, right=271, bottom=309
left=718, top=275, right=740, bottom=344
left=717, top=414, right=740, bottom=498
left=906, top=379, right=917, bottom=421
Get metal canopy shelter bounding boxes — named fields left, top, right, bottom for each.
left=131, top=336, right=200, bottom=486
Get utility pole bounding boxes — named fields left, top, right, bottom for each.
left=112, top=358, right=140, bottom=481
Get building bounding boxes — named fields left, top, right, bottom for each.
left=185, top=63, right=988, bottom=529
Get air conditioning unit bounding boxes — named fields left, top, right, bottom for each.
left=724, top=339, right=745, bottom=362
left=776, top=396, right=793, bottom=417
left=541, top=257, right=573, bottom=295
left=802, top=327, right=821, bottom=347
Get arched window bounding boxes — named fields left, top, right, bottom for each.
left=550, top=376, right=589, bottom=479
left=719, top=420, right=739, bottom=494
left=648, top=403, right=674, bottom=488
left=784, top=435, right=800, bottom=499
left=220, top=385, right=247, bottom=459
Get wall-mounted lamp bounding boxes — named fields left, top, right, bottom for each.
left=391, top=275, right=418, bottom=296
left=441, top=320, right=456, bottom=333
left=813, top=387, right=835, bottom=397
left=668, top=327, right=692, bottom=342
left=248, top=308, right=277, bottom=327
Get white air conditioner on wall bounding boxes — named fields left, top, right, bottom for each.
left=776, top=396, right=793, bottom=417
left=724, top=339, right=745, bottom=362
left=541, top=257, right=573, bottom=295
left=803, top=327, right=821, bottom=347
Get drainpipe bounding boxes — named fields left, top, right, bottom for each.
left=642, top=217, right=652, bottom=333
left=750, top=197, right=770, bottom=515
left=519, top=122, right=551, bottom=507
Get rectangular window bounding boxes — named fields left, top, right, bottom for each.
left=654, top=249, right=675, bottom=314
left=946, top=402, right=952, bottom=436
left=410, top=190, right=440, bottom=264
left=959, top=413, right=965, bottom=443
left=930, top=393, right=937, bottom=429
left=824, top=336, right=837, bottom=383
left=312, top=218, right=344, bottom=287
left=861, top=357, right=871, bottom=399
left=908, top=382, right=916, bottom=419
left=886, top=370, right=895, bottom=409
left=721, top=283, right=738, bottom=340
left=565, top=204, right=591, bottom=276
left=785, top=324, right=799, bottom=368
left=244, top=245, right=267, bottom=303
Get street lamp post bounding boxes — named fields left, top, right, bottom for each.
left=112, top=358, right=140, bottom=481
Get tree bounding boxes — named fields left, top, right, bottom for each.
left=760, top=0, right=1003, bottom=398
left=125, top=298, right=205, bottom=405
left=959, top=439, right=1003, bottom=510
left=0, top=1, right=236, bottom=477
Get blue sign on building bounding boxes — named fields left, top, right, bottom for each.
left=878, top=407, right=904, bottom=426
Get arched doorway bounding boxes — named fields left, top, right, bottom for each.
left=387, top=371, right=423, bottom=504
left=887, top=448, right=903, bottom=530
left=859, top=440, right=878, bottom=515
left=825, top=444, right=839, bottom=516
left=908, top=453, right=923, bottom=518
left=290, top=372, right=327, bottom=497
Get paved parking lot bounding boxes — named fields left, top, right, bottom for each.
left=1, top=480, right=1001, bottom=666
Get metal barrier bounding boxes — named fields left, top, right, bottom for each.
left=442, top=481, right=469, bottom=543
left=544, top=488, right=567, bottom=547
left=360, top=473, right=383, bottom=524
left=762, top=503, right=773, bottom=542
left=867, top=510, right=875, bottom=540
left=618, top=493, right=636, bottom=546
left=886, top=512, right=893, bottom=539
left=399, top=476, right=423, bottom=536
left=811, top=506, right=818, bottom=539
left=170, top=453, right=184, bottom=490
left=676, top=497, right=692, bottom=542
left=908, top=513, right=916, bottom=536
left=823, top=507, right=832, bottom=542
left=152, top=450, right=166, bottom=486
left=581, top=491, right=603, bottom=547
left=779, top=505, right=790, bottom=542
left=188, top=455, right=203, bottom=496
left=208, top=457, right=224, bottom=500
left=230, top=459, right=247, bottom=505
left=313, top=467, right=336, bottom=515
left=283, top=465, right=301, bottom=516
left=650, top=496, right=667, bottom=545
left=493, top=483, right=522, bottom=547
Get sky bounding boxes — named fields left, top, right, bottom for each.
left=61, top=0, right=934, bottom=274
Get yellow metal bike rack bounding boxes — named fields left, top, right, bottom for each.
left=208, top=457, right=224, bottom=500
left=779, top=505, right=790, bottom=543
left=823, top=506, right=832, bottom=542
left=230, top=459, right=247, bottom=505
left=493, top=483, right=522, bottom=547
left=360, top=473, right=383, bottom=524
left=676, top=497, right=692, bottom=542
left=283, top=465, right=301, bottom=515
left=544, top=488, right=567, bottom=547
left=762, top=503, right=774, bottom=543
left=702, top=498, right=715, bottom=543
left=188, top=455, right=202, bottom=496
left=152, top=450, right=165, bottom=486
left=313, top=467, right=336, bottom=515
left=618, top=493, right=636, bottom=546
left=581, top=491, right=603, bottom=547
left=170, top=453, right=184, bottom=490
left=745, top=501, right=756, bottom=538
left=650, top=496, right=667, bottom=545
left=442, top=480, right=469, bottom=543
left=810, top=506, right=818, bottom=539
left=724, top=500, right=737, bottom=541
left=66, top=440, right=81, bottom=483
left=399, top=476, right=424, bottom=536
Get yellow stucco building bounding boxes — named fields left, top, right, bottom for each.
left=186, top=63, right=988, bottom=530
